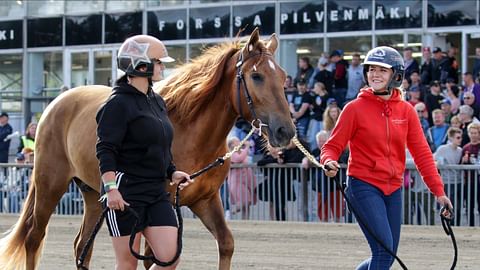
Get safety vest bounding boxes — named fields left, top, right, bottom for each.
left=21, top=135, right=35, bottom=151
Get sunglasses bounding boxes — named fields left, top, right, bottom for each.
left=454, top=136, right=462, bottom=139
left=416, top=110, right=425, bottom=113
left=464, top=97, right=472, bottom=100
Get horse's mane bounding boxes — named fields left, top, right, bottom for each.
left=159, top=41, right=241, bottom=124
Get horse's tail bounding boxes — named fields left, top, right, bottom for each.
left=0, top=170, right=44, bottom=270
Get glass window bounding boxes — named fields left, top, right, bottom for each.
left=66, top=0, right=104, bottom=15
left=0, top=54, right=23, bottom=112
left=94, top=51, right=113, bottom=86
left=189, top=43, right=217, bottom=60
left=327, top=0, right=372, bottom=32
left=0, top=20, right=23, bottom=49
left=280, top=38, right=325, bottom=79
left=146, top=0, right=186, bottom=7
left=189, top=7, right=230, bottom=39
left=0, top=0, right=25, bottom=17
left=105, top=0, right=143, bottom=12
left=233, top=4, right=275, bottom=36
left=27, top=0, right=64, bottom=17
left=468, top=35, right=480, bottom=78
left=105, top=12, right=143, bottom=44
left=66, top=15, right=102, bottom=45
left=428, top=0, right=476, bottom=27
left=43, top=52, right=64, bottom=90
left=27, top=17, right=63, bottom=47
left=163, top=45, right=186, bottom=77
left=376, top=34, right=403, bottom=51
left=375, top=0, right=422, bottom=30
left=280, top=2, right=324, bottom=35
left=147, top=10, right=187, bottom=41
left=71, top=52, right=89, bottom=88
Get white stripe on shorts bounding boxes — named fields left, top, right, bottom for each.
left=107, top=209, right=120, bottom=237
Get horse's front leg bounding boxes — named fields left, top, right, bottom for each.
left=190, top=192, right=234, bottom=270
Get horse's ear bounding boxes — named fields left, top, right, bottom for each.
left=266, top=33, right=278, bottom=54
left=246, top=27, right=260, bottom=53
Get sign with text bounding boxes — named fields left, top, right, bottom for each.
left=147, top=10, right=187, bottom=41
left=189, top=7, right=230, bottom=39
left=232, top=4, right=275, bottom=36
left=0, top=20, right=22, bottom=49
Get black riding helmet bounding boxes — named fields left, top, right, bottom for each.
left=362, top=46, right=405, bottom=95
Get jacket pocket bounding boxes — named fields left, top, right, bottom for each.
left=372, top=158, right=392, bottom=181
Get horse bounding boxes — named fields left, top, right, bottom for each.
left=0, top=28, right=296, bottom=270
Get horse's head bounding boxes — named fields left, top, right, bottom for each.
left=231, top=28, right=296, bottom=147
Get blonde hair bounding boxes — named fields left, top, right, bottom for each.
left=323, top=106, right=342, bottom=132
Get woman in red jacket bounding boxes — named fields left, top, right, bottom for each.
left=320, top=46, right=452, bottom=270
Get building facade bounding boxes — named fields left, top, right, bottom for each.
left=1, top=0, right=480, bottom=126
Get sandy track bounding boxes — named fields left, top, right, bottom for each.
left=1, top=214, right=479, bottom=269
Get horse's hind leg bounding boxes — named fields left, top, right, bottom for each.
left=190, top=193, right=234, bottom=270
left=25, top=169, right=70, bottom=270
left=74, top=179, right=102, bottom=270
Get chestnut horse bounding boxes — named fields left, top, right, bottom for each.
left=0, top=29, right=295, bottom=270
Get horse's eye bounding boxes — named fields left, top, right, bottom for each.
left=251, top=73, right=263, bottom=82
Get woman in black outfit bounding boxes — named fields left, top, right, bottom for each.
left=96, top=35, right=193, bottom=270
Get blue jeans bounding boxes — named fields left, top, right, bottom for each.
left=346, top=177, right=402, bottom=270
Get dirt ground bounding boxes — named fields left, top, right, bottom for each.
left=0, top=214, right=479, bottom=270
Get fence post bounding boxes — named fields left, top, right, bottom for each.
left=301, top=167, right=308, bottom=221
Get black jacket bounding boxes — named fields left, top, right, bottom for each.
left=96, top=82, right=176, bottom=180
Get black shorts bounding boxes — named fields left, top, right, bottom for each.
left=104, top=172, right=178, bottom=237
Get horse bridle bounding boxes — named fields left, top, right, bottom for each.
left=235, top=47, right=271, bottom=131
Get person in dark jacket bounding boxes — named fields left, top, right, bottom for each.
left=0, top=112, right=12, bottom=163
left=257, top=139, right=308, bottom=221
left=96, top=35, right=193, bottom=270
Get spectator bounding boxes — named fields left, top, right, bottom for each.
left=462, top=72, right=480, bottom=108
left=257, top=139, right=308, bottom=221
left=17, top=122, right=37, bottom=162
left=284, top=75, right=296, bottom=104
left=424, top=80, right=445, bottom=126
left=293, top=56, right=314, bottom=88
left=450, top=115, right=462, bottom=129
left=0, top=112, right=13, bottom=163
left=446, top=84, right=460, bottom=115
left=227, top=137, right=256, bottom=219
left=310, top=56, right=334, bottom=93
left=404, top=151, right=436, bottom=225
left=322, top=104, right=342, bottom=136
left=462, top=92, right=480, bottom=118
left=304, top=130, right=345, bottom=222
left=434, top=127, right=463, bottom=226
left=458, top=105, right=480, bottom=147
left=409, top=70, right=427, bottom=102
left=460, top=122, right=480, bottom=226
left=473, top=47, right=480, bottom=80
left=404, top=47, right=419, bottom=80
left=447, top=46, right=459, bottom=84
left=330, top=50, right=349, bottom=107
left=307, top=82, right=329, bottom=149
left=345, top=53, right=364, bottom=105
left=406, top=85, right=422, bottom=107
left=420, top=47, right=433, bottom=85
left=289, top=79, right=313, bottom=139
left=440, top=99, right=453, bottom=124
left=426, top=109, right=449, bottom=152
left=414, top=102, right=430, bottom=135
left=431, top=47, right=451, bottom=84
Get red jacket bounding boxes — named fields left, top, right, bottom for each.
left=321, top=88, right=445, bottom=197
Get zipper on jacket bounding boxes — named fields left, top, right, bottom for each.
left=384, top=101, right=395, bottom=191
left=146, top=93, right=169, bottom=173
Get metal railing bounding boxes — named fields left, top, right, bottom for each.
left=0, top=163, right=478, bottom=226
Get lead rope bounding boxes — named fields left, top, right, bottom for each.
left=77, top=120, right=265, bottom=270
left=293, top=136, right=458, bottom=270
left=292, top=136, right=409, bottom=270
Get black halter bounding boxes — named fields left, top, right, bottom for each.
left=235, top=48, right=272, bottom=125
